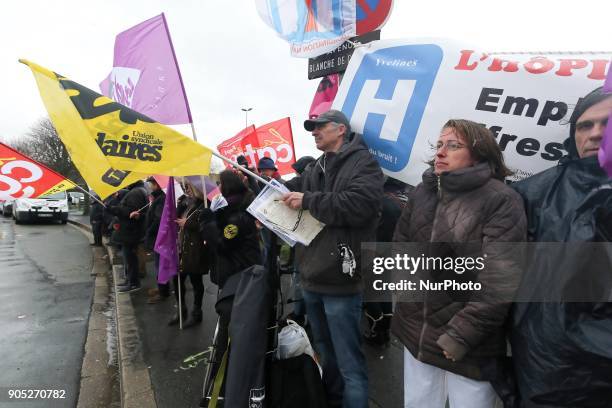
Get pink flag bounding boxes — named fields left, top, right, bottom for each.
left=309, top=74, right=339, bottom=118
left=152, top=175, right=170, bottom=190
left=154, top=177, right=178, bottom=284
left=100, top=13, right=192, bottom=125
left=597, top=63, right=612, bottom=176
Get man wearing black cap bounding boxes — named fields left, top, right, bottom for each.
left=283, top=109, right=384, bottom=408
left=510, top=87, right=612, bottom=407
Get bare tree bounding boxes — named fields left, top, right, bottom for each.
left=9, top=118, right=90, bottom=213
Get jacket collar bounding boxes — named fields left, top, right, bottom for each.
left=316, top=132, right=368, bottom=173
left=423, top=162, right=492, bottom=193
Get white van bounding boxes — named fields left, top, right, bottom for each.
left=13, top=191, right=69, bottom=224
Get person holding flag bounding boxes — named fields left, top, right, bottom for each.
left=144, top=176, right=170, bottom=304
left=169, top=181, right=211, bottom=328
left=107, top=180, right=148, bottom=293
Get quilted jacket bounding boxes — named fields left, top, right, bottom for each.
left=391, top=163, right=526, bottom=380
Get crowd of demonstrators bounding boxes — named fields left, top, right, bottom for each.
left=92, top=94, right=610, bottom=407
left=510, top=88, right=612, bottom=407
left=169, top=182, right=211, bottom=328
left=363, top=176, right=409, bottom=347
left=283, top=110, right=385, bottom=408
left=392, top=119, right=526, bottom=408
left=143, top=176, right=170, bottom=304
left=107, top=180, right=148, bottom=293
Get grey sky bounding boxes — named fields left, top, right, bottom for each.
left=1, top=0, right=610, bottom=164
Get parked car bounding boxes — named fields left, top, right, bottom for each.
left=68, top=192, right=85, bottom=205
left=0, top=200, right=14, bottom=217
left=13, top=191, right=69, bottom=224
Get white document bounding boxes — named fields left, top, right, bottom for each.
left=247, top=180, right=325, bottom=247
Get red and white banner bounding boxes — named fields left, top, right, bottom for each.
left=0, top=142, right=73, bottom=201
left=332, top=38, right=612, bottom=184
left=217, top=118, right=296, bottom=176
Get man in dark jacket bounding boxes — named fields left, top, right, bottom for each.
left=144, top=177, right=169, bottom=303
left=89, top=192, right=104, bottom=246
left=511, top=87, right=612, bottom=407
left=283, top=110, right=384, bottom=408
left=108, top=180, right=148, bottom=293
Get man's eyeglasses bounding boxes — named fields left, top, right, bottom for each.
left=435, top=140, right=466, bottom=151
left=576, top=118, right=608, bottom=132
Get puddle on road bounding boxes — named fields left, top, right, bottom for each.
left=104, top=275, right=118, bottom=368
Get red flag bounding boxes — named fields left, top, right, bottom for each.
left=217, top=125, right=257, bottom=168
left=216, top=118, right=296, bottom=176
left=0, top=142, right=73, bottom=201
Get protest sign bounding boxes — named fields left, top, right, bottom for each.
left=333, top=38, right=612, bottom=183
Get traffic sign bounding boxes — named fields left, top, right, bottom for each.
left=307, top=30, right=380, bottom=80
left=356, top=0, right=393, bottom=35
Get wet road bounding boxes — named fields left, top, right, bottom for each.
left=0, top=217, right=93, bottom=407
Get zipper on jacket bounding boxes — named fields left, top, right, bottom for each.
left=437, top=175, right=442, bottom=199
left=417, top=302, right=428, bottom=360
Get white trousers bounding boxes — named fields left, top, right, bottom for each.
left=403, top=348, right=502, bottom=408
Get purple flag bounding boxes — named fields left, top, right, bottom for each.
left=598, top=118, right=612, bottom=176
left=604, top=60, right=612, bottom=93
left=154, top=177, right=178, bottom=284
left=100, top=13, right=192, bottom=125
left=597, top=63, right=612, bottom=176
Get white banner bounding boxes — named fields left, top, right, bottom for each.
left=332, top=38, right=611, bottom=184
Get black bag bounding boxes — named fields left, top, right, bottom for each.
left=268, top=355, right=328, bottom=408
left=224, top=265, right=272, bottom=408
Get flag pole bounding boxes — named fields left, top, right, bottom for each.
left=178, top=272, right=183, bottom=330
left=70, top=182, right=107, bottom=207
left=0, top=141, right=107, bottom=206
left=211, top=151, right=285, bottom=194
left=161, top=13, right=194, bottom=124
left=189, top=123, right=209, bottom=209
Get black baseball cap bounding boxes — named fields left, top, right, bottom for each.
left=304, top=109, right=351, bottom=132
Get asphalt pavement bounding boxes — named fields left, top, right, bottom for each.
left=0, top=216, right=94, bottom=407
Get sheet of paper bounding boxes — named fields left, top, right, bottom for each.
left=247, top=180, right=324, bottom=246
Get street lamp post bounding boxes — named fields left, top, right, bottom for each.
left=241, top=107, right=252, bottom=129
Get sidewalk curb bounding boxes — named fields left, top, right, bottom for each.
left=69, top=223, right=120, bottom=408
left=69, top=218, right=157, bottom=408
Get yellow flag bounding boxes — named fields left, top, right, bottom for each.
left=20, top=60, right=212, bottom=199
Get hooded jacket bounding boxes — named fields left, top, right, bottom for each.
left=177, top=197, right=210, bottom=275
left=108, top=180, right=148, bottom=245
left=200, top=190, right=261, bottom=288
left=509, top=125, right=612, bottom=407
left=391, top=163, right=526, bottom=380
left=285, top=132, right=384, bottom=295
